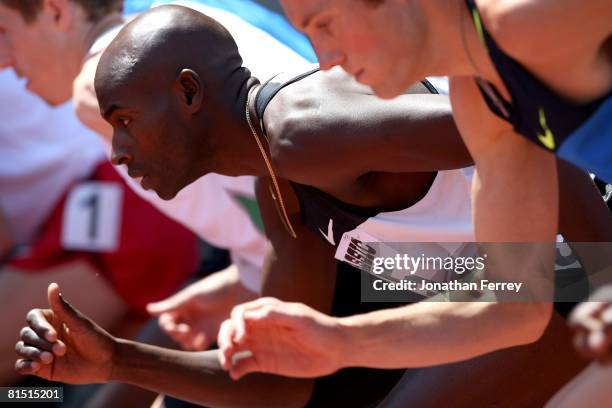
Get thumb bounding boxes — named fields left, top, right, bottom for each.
left=47, top=283, right=86, bottom=327
left=229, top=353, right=261, bottom=380
left=147, top=290, right=192, bottom=316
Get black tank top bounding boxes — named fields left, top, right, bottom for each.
left=465, top=0, right=612, bottom=153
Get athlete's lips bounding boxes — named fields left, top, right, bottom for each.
left=140, top=175, right=152, bottom=191
left=127, top=167, right=145, bottom=179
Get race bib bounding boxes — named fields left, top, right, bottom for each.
left=335, top=228, right=477, bottom=284
left=61, top=182, right=123, bottom=251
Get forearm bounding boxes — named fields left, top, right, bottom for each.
left=337, top=301, right=552, bottom=369
left=111, top=340, right=310, bottom=407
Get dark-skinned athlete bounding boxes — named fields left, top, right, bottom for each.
left=14, top=5, right=610, bottom=407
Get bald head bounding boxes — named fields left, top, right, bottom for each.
left=95, top=5, right=245, bottom=106
left=93, top=5, right=255, bottom=201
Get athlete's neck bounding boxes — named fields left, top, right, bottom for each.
left=417, top=0, right=498, bottom=80
left=203, top=76, right=269, bottom=178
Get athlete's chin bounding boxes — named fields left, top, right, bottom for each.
left=370, top=83, right=404, bottom=100
left=146, top=177, right=179, bottom=201
left=26, top=82, right=68, bottom=107
left=154, top=188, right=178, bottom=201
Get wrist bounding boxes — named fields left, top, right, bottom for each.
left=109, top=337, right=132, bottom=382
left=333, top=315, right=365, bottom=368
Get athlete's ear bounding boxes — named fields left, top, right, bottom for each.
left=175, top=69, right=204, bottom=114
left=43, top=0, right=73, bottom=32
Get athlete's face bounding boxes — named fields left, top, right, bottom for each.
left=97, top=76, right=206, bottom=201
left=0, top=3, right=81, bottom=104
left=281, top=0, right=426, bottom=99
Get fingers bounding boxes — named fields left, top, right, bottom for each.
left=15, top=341, right=54, bottom=364
left=26, top=309, right=57, bottom=343
left=218, top=298, right=287, bottom=368
left=158, top=313, right=212, bottom=351
left=158, top=312, right=184, bottom=334
left=228, top=352, right=259, bottom=381
left=229, top=297, right=283, bottom=343
left=147, top=290, right=191, bottom=316
left=190, top=332, right=209, bottom=351
left=15, top=359, right=41, bottom=375
left=218, top=319, right=236, bottom=370
left=569, top=301, right=606, bottom=331
left=47, top=282, right=86, bottom=329
left=571, top=302, right=612, bottom=361
left=19, top=327, right=66, bottom=356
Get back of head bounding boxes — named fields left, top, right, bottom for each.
left=95, top=4, right=246, bottom=106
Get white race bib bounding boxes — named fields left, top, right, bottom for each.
left=61, top=182, right=123, bottom=251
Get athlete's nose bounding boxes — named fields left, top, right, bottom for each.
left=111, top=150, right=133, bottom=166
left=311, top=37, right=345, bottom=70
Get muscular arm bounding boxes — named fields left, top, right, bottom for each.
left=265, top=68, right=472, bottom=185
left=109, top=345, right=306, bottom=408
left=336, top=299, right=550, bottom=369
left=100, top=176, right=338, bottom=405
left=321, top=75, right=556, bottom=369
left=15, top=176, right=337, bottom=406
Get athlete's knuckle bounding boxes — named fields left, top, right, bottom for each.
left=26, top=309, right=39, bottom=322
left=19, top=327, right=31, bottom=338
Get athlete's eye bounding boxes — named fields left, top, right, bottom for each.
left=118, top=117, right=131, bottom=127
left=315, top=18, right=332, bottom=33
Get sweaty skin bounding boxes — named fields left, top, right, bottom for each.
left=15, top=4, right=610, bottom=406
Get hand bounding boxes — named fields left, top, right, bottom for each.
left=15, top=283, right=116, bottom=383
left=147, top=266, right=256, bottom=351
left=217, top=297, right=347, bottom=379
left=570, top=286, right=612, bottom=364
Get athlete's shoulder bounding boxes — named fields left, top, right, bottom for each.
left=449, top=76, right=510, bottom=150
left=475, top=0, right=609, bottom=62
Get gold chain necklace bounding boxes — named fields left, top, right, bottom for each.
left=245, top=87, right=297, bottom=238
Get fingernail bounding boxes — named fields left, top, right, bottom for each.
left=31, top=361, right=40, bottom=371
left=52, top=342, right=65, bottom=355
left=45, top=332, right=56, bottom=342
left=40, top=352, right=53, bottom=363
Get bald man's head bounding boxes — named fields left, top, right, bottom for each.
left=94, top=5, right=252, bottom=200
left=96, top=5, right=244, bottom=106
